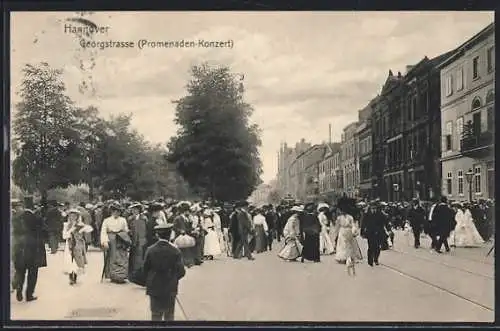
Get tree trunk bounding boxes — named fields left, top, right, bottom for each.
left=88, top=179, right=95, bottom=201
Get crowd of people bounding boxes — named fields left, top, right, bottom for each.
left=11, top=194, right=494, bottom=320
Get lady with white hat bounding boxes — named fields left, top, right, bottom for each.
left=201, top=208, right=222, bottom=259
left=277, top=206, right=303, bottom=261
left=317, top=203, right=335, bottom=255
left=62, top=208, right=93, bottom=285
left=453, top=202, right=484, bottom=247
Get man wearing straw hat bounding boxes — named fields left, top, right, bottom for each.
left=143, top=222, right=186, bottom=321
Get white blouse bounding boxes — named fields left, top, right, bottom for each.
left=253, top=214, right=268, bottom=232
left=62, top=221, right=93, bottom=240
left=100, top=216, right=129, bottom=245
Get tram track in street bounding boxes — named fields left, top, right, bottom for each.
left=379, top=262, right=494, bottom=312
left=388, top=248, right=494, bottom=280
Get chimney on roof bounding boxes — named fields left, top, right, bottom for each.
left=389, top=69, right=393, bottom=76
left=397, top=71, right=402, bottom=78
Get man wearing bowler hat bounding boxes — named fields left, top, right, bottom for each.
left=12, top=196, right=47, bottom=302
left=143, top=222, right=186, bottom=321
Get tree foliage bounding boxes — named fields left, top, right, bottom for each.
left=12, top=62, right=194, bottom=202
left=167, top=63, right=263, bottom=201
left=12, top=63, right=85, bottom=199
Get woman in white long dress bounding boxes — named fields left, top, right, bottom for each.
left=201, top=209, right=222, bottom=259
left=317, top=203, right=335, bottom=255
left=278, top=206, right=303, bottom=261
left=62, top=208, right=93, bottom=285
left=453, top=203, right=484, bottom=247
left=253, top=210, right=269, bottom=253
left=334, top=204, right=363, bottom=264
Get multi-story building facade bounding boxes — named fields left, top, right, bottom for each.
left=341, top=122, right=359, bottom=198
left=249, top=183, right=273, bottom=206
left=356, top=103, right=374, bottom=198
left=371, top=52, right=449, bottom=202
left=292, top=144, right=326, bottom=201
left=277, top=139, right=311, bottom=198
left=439, top=23, right=495, bottom=202
left=319, top=142, right=342, bottom=201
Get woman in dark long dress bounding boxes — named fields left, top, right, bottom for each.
left=299, top=203, right=321, bottom=263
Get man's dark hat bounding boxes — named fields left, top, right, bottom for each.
left=235, top=200, right=248, bottom=208
left=23, top=196, right=34, bottom=209
left=150, top=202, right=164, bottom=212
left=154, top=223, right=174, bottom=231
left=304, top=202, right=315, bottom=213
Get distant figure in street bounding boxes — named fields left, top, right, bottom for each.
left=361, top=202, right=386, bottom=266
left=12, top=196, right=48, bottom=302
left=128, top=203, right=149, bottom=286
left=100, top=203, right=131, bottom=283
left=252, top=208, right=269, bottom=254
left=143, top=223, right=186, bottom=321
left=46, top=200, right=63, bottom=254
left=299, top=203, right=321, bottom=263
left=62, top=208, right=93, bottom=285
left=334, top=198, right=363, bottom=265
left=172, top=202, right=196, bottom=268
left=78, top=203, right=93, bottom=251
left=230, top=201, right=255, bottom=260
left=431, top=196, right=456, bottom=253
left=407, top=198, right=426, bottom=249
left=277, top=206, right=303, bottom=261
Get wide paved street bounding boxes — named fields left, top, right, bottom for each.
left=11, top=231, right=494, bottom=322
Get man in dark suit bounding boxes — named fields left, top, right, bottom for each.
left=12, top=196, right=48, bottom=302
left=143, top=223, right=186, bottom=321
left=230, top=201, right=255, bottom=260
left=45, top=200, right=63, bottom=254
left=361, top=202, right=387, bottom=266
left=264, top=205, right=276, bottom=251
left=407, top=198, right=426, bottom=248
left=432, top=196, right=456, bottom=253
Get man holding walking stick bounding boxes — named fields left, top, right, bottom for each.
left=142, top=222, right=186, bottom=321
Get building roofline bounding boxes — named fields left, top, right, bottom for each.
left=436, top=22, right=495, bottom=69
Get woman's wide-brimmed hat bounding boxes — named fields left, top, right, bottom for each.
left=291, top=205, right=303, bottom=212
left=317, top=202, right=329, bottom=212
left=67, top=208, right=81, bottom=215
left=109, top=202, right=122, bottom=211
left=129, top=202, right=143, bottom=210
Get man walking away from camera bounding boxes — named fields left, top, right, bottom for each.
left=143, top=223, right=186, bottom=321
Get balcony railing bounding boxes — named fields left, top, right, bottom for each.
left=460, top=130, right=494, bottom=158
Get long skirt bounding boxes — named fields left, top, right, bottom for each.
left=302, top=233, right=320, bottom=262
left=254, top=224, right=267, bottom=253
left=335, top=228, right=362, bottom=262
left=191, top=234, right=204, bottom=264
left=128, top=243, right=146, bottom=285
left=180, top=247, right=195, bottom=267
left=216, top=228, right=227, bottom=253
left=204, top=229, right=222, bottom=257
left=63, top=238, right=87, bottom=275
left=278, top=237, right=302, bottom=261
left=320, top=229, right=335, bottom=255
left=104, top=234, right=129, bottom=283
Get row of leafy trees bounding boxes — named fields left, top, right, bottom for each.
left=12, top=62, right=192, bottom=202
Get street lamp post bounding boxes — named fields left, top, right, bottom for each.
left=466, top=168, right=474, bottom=202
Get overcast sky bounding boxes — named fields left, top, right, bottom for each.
left=10, top=11, right=494, bottom=183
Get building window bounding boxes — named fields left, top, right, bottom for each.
left=446, top=172, right=452, bottom=195
left=486, top=90, right=494, bottom=104
left=456, top=67, right=464, bottom=91
left=456, top=117, right=463, bottom=147
left=458, top=170, right=464, bottom=195
left=422, top=90, right=428, bottom=113
left=487, top=47, right=494, bottom=72
left=487, top=107, right=494, bottom=131
left=445, top=75, right=453, bottom=96
left=472, top=97, right=482, bottom=110
left=473, top=56, right=479, bottom=79
left=474, top=166, right=481, bottom=193
left=445, top=121, right=453, bottom=151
